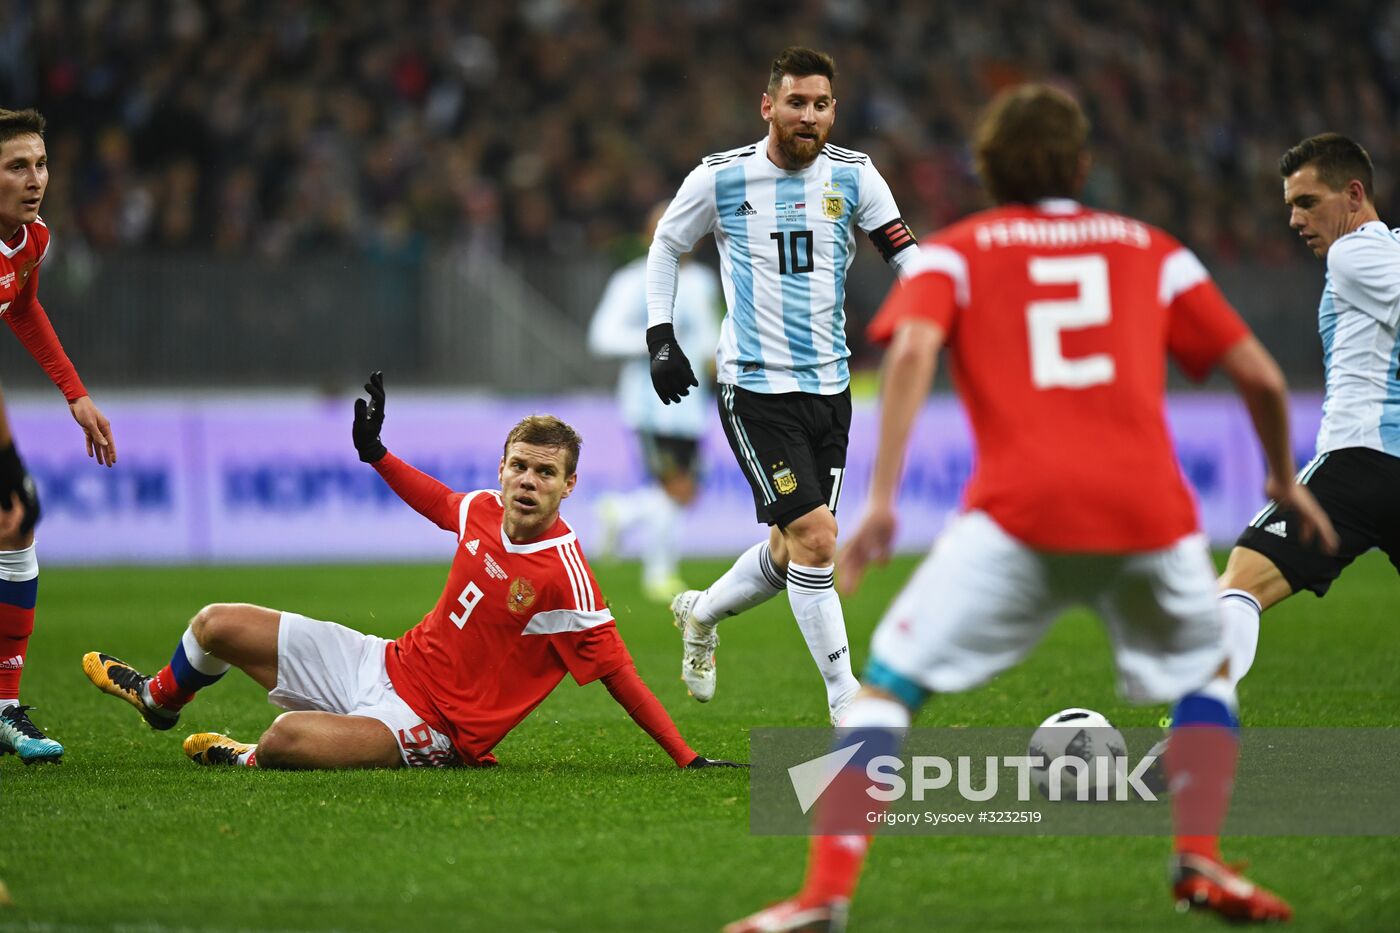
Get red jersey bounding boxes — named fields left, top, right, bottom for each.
left=868, top=201, right=1249, bottom=552
left=0, top=218, right=87, bottom=401
left=381, top=468, right=630, bottom=765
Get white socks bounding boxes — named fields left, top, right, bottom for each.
left=1219, top=589, right=1262, bottom=688
left=601, top=487, right=685, bottom=589
left=640, top=492, right=682, bottom=590
left=787, top=562, right=860, bottom=707
left=838, top=694, right=912, bottom=729
left=691, top=541, right=787, bottom=625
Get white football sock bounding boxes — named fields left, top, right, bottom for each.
left=181, top=624, right=232, bottom=677
left=606, top=487, right=666, bottom=532
left=786, top=562, right=860, bottom=707
left=691, top=541, right=786, bottom=626
left=838, top=694, right=912, bottom=729
left=1219, top=589, right=1262, bottom=688
left=641, top=492, right=682, bottom=588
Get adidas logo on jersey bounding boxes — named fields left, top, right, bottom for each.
left=466, top=539, right=480, bottom=555
left=1263, top=520, right=1287, bottom=538
left=733, top=200, right=757, bottom=217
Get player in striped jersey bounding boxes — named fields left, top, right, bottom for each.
left=84, top=377, right=740, bottom=771
left=1219, top=133, right=1400, bottom=687
left=645, top=48, right=920, bottom=722
left=589, top=201, right=722, bottom=602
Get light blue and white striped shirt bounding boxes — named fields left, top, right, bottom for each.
left=647, top=139, right=917, bottom=395
left=1316, top=220, right=1400, bottom=457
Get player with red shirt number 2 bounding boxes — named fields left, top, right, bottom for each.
left=83, top=371, right=742, bottom=772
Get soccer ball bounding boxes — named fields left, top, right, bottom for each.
left=1027, top=708, right=1128, bottom=802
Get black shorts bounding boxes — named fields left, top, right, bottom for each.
left=1236, top=446, right=1400, bottom=596
left=717, top=384, right=851, bottom=528
left=637, top=433, right=700, bottom=481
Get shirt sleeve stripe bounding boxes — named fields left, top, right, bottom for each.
left=564, top=542, right=597, bottom=611
left=906, top=244, right=970, bottom=307
left=1158, top=247, right=1209, bottom=306
left=521, top=608, right=614, bottom=635
left=557, top=546, right=584, bottom=610
left=558, top=542, right=592, bottom=611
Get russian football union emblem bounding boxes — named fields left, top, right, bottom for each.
left=822, top=195, right=844, bottom=220
left=508, top=577, right=537, bottom=614
left=771, top=463, right=798, bottom=495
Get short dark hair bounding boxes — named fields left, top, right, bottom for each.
left=503, top=415, right=583, bottom=476
left=972, top=84, right=1089, bottom=205
left=0, top=109, right=45, bottom=149
left=1279, top=133, right=1374, bottom=200
left=767, top=47, right=836, bottom=97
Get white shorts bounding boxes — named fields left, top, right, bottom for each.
left=869, top=511, right=1226, bottom=704
left=269, top=612, right=460, bottom=767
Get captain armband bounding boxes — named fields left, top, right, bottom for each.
left=868, top=218, right=918, bottom=261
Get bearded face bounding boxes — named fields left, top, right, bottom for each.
left=762, top=74, right=835, bottom=171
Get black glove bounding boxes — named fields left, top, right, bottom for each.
left=0, top=442, right=40, bottom=535
left=686, top=755, right=748, bottom=769
left=352, top=371, right=388, bottom=463
left=647, top=323, right=698, bottom=405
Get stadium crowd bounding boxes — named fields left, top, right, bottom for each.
left=4, top=0, right=1399, bottom=264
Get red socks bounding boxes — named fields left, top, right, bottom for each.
left=148, top=665, right=199, bottom=709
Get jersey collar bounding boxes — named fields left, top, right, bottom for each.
left=499, top=517, right=576, bottom=554
left=1035, top=198, right=1082, bottom=215
left=0, top=225, right=28, bottom=259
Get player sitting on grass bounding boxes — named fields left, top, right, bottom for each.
left=83, top=373, right=741, bottom=771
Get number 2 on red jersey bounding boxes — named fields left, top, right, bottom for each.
left=1026, top=255, right=1115, bottom=390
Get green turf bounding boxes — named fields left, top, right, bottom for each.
left=1, top=551, right=1397, bottom=932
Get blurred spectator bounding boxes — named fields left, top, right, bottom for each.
left=0, top=0, right=1394, bottom=265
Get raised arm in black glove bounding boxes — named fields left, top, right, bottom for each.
left=646, top=323, right=699, bottom=405
left=0, top=442, right=40, bottom=535
left=352, top=371, right=388, bottom=463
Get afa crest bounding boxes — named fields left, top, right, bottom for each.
left=508, top=577, right=537, bottom=614
left=822, top=195, right=845, bottom=220
left=771, top=463, right=798, bottom=495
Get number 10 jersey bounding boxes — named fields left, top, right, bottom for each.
left=649, top=139, right=916, bottom=395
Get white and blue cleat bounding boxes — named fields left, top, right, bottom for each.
left=0, top=704, right=63, bottom=764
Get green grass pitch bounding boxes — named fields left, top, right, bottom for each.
left=2, top=551, right=1396, bottom=932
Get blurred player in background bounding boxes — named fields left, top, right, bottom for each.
left=0, top=108, right=116, bottom=764
left=646, top=47, right=920, bottom=722
left=84, top=374, right=740, bottom=772
left=1218, top=133, right=1400, bottom=687
left=588, top=200, right=721, bottom=602
left=727, top=85, right=1337, bottom=932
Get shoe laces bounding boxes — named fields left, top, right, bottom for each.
left=1, top=704, right=48, bottom=739
left=682, top=622, right=718, bottom=659
left=105, top=659, right=149, bottom=695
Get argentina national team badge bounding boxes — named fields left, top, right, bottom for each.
left=822, top=194, right=844, bottom=220
left=508, top=577, right=537, bottom=614
left=771, top=462, right=798, bottom=495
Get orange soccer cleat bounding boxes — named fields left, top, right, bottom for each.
left=1171, top=852, right=1293, bottom=923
